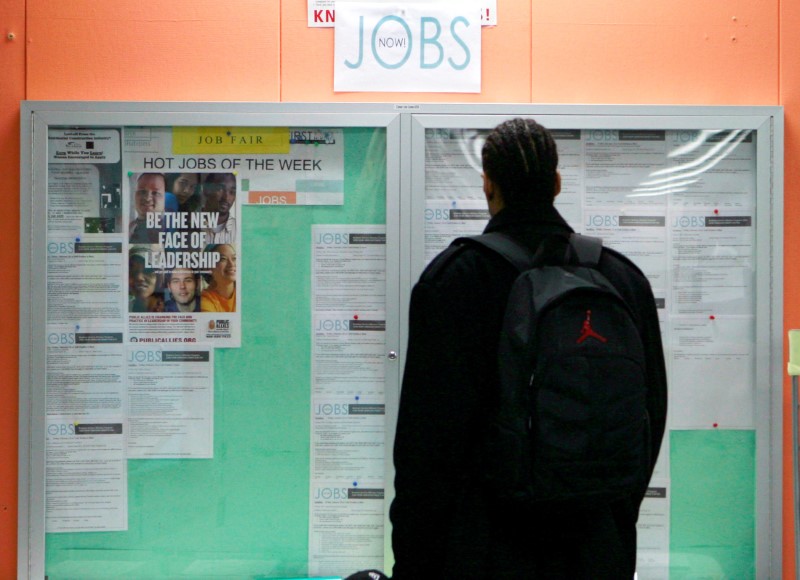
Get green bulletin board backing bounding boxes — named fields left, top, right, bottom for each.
left=670, top=430, right=756, bottom=579
left=44, top=127, right=387, bottom=579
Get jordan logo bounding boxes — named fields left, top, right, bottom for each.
left=577, top=309, right=607, bottom=344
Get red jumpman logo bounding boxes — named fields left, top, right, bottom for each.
left=577, top=310, right=607, bottom=344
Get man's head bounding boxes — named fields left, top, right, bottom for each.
left=129, top=254, right=157, bottom=300
left=166, top=268, right=198, bottom=307
left=481, top=118, right=560, bottom=215
left=134, top=173, right=166, bottom=219
left=203, top=174, right=236, bottom=220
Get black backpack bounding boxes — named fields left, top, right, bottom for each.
left=457, top=232, right=651, bottom=506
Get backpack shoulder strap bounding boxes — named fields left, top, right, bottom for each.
left=568, top=233, right=603, bottom=267
left=453, top=232, right=535, bottom=272
left=455, top=232, right=605, bottom=272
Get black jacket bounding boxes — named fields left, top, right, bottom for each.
left=390, top=205, right=667, bottom=579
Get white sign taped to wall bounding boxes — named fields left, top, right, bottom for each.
left=334, top=0, right=482, bottom=93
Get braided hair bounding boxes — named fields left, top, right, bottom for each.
left=481, top=118, right=559, bottom=208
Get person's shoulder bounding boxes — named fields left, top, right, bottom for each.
left=598, top=245, right=654, bottom=297
left=601, top=246, right=645, bottom=277
left=420, top=244, right=466, bottom=279
left=200, top=288, right=215, bottom=304
left=418, top=240, right=498, bottom=285
left=200, top=290, right=218, bottom=311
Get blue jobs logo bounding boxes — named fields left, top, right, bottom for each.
left=316, top=319, right=351, bottom=332
left=47, top=241, right=75, bottom=255
left=314, top=403, right=350, bottom=416
left=344, top=15, right=471, bottom=71
left=128, top=350, right=162, bottom=363
left=47, top=423, right=75, bottom=436
left=335, top=2, right=481, bottom=93
left=314, top=232, right=350, bottom=245
left=48, top=332, right=75, bottom=345
left=586, top=130, right=618, bottom=142
left=672, top=215, right=707, bottom=228
left=425, top=208, right=451, bottom=222
left=585, top=214, right=619, bottom=228
left=314, top=487, right=348, bottom=500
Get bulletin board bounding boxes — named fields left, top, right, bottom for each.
left=19, top=103, right=783, bottom=580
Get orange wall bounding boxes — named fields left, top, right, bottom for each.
left=1, top=0, right=25, bottom=576
left=2, top=0, right=792, bottom=577
left=782, top=0, right=800, bottom=573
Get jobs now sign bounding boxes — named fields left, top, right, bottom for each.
left=334, top=1, right=482, bottom=93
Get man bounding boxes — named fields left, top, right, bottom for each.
left=129, top=172, right=168, bottom=243
left=390, top=118, right=667, bottom=579
left=164, top=268, right=200, bottom=312
left=128, top=249, right=158, bottom=313
left=203, top=173, right=237, bottom=244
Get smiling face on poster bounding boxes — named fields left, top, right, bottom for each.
left=334, top=0, right=482, bottom=93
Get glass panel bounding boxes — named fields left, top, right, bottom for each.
left=44, top=125, right=388, bottom=579
left=421, top=125, right=757, bottom=579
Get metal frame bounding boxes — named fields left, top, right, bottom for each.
left=405, top=105, right=784, bottom=578
left=20, top=102, right=784, bottom=579
left=19, top=101, right=404, bottom=580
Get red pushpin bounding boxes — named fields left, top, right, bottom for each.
left=713, top=423, right=719, bottom=428
left=709, top=315, right=716, bottom=320
left=714, top=209, right=719, bottom=215
left=353, top=314, right=359, bottom=320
